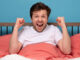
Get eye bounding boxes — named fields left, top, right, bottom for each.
left=35, top=16, right=38, bottom=18
left=42, top=16, right=45, bottom=18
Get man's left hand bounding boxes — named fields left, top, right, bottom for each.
left=56, top=17, right=66, bottom=28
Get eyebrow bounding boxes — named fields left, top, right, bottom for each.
left=33, top=14, right=47, bottom=16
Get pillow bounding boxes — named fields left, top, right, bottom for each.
left=71, top=33, right=80, bottom=57
left=0, top=34, right=11, bottom=52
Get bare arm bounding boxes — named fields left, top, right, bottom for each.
left=9, top=18, right=25, bottom=54
left=57, top=17, right=71, bottom=54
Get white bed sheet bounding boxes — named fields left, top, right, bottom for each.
left=0, top=54, right=80, bottom=60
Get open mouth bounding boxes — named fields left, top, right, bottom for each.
left=37, top=23, right=43, bottom=27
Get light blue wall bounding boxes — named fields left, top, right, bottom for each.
left=0, top=0, right=80, bottom=36
left=0, top=0, right=80, bottom=23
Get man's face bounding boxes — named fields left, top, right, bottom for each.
left=31, top=10, right=48, bottom=32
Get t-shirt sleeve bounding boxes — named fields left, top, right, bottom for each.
left=54, top=27, right=63, bottom=45
left=18, top=28, right=25, bottom=44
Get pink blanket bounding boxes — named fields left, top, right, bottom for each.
left=19, top=43, right=69, bottom=60
left=0, top=33, right=80, bottom=60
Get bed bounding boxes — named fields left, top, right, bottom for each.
left=0, top=22, right=80, bottom=60
left=0, top=22, right=80, bottom=36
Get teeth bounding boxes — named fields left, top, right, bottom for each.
left=37, top=23, right=43, bottom=27
left=37, top=23, right=43, bottom=25
left=38, top=23, right=43, bottom=25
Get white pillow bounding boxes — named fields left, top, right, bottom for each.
left=69, top=57, right=80, bottom=60
left=0, top=54, right=33, bottom=60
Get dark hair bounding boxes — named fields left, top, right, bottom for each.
left=30, top=2, right=51, bottom=18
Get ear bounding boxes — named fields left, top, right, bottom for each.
left=31, top=18, right=32, bottom=21
left=31, top=17, right=33, bottom=21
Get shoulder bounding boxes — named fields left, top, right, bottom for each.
left=22, top=25, right=32, bottom=31
left=48, top=25, right=59, bottom=30
left=23, top=25, right=31, bottom=29
left=19, top=25, right=31, bottom=34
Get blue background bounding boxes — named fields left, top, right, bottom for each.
left=0, top=0, right=80, bottom=23
left=0, top=0, right=80, bottom=35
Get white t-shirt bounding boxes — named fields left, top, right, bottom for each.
left=18, top=25, right=63, bottom=47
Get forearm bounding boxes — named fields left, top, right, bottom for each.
left=61, top=25, right=71, bottom=54
left=9, top=25, right=21, bottom=54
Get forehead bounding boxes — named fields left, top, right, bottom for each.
left=33, top=10, right=47, bottom=15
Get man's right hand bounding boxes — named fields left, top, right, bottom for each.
left=9, top=18, right=24, bottom=54
left=15, top=18, right=25, bottom=29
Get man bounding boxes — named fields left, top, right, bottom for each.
left=9, top=2, right=71, bottom=55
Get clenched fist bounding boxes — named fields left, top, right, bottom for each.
left=15, top=18, right=25, bottom=29
left=56, top=17, right=66, bottom=28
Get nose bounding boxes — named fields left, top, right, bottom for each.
left=38, top=17, right=42, bottom=22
